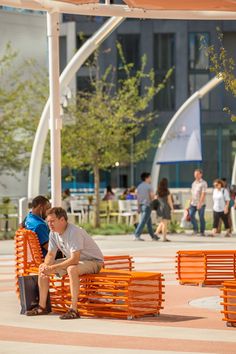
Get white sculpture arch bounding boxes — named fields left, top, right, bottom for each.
left=28, top=16, right=124, bottom=200
left=151, top=75, right=223, bottom=190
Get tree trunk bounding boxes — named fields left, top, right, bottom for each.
left=93, top=165, right=100, bottom=228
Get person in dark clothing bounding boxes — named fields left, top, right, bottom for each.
left=155, top=178, right=174, bottom=242
left=24, top=196, right=51, bottom=257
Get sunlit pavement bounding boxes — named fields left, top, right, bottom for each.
left=0, top=233, right=236, bottom=354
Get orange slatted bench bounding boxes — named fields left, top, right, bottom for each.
left=15, top=229, right=164, bottom=319
left=176, top=250, right=236, bottom=286
left=221, top=280, right=236, bottom=327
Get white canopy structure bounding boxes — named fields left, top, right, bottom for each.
left=1, top=0, right=236, bottom=220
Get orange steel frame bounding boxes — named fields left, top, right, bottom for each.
left=176, top=250, right=236, bottom=286
left=221, top=280, right=236, bottom=327
left=15, top=228, right=164, bottom=319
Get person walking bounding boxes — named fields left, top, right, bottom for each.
left=134, top=172, right=159, bottom=241
left=189, top=169, right=208, bottom=236
left=155, top=178, right=174, bottom=242
left=26, top=207, right=104, bottom=319
left=211, top=179, right=231, bottom=237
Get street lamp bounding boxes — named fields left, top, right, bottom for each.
left=115, top=161, right=120, bottom=188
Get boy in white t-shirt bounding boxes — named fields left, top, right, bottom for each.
left=212, top=179, right=231, bottom=237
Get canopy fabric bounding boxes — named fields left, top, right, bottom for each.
left=124, top=0, right=236, bottom=11
left=58, top=0, right=98, bottom=4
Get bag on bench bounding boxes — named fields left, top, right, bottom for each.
left=18, top=275, right=51, bottom=314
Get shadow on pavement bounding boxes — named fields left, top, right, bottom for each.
left=136, top=314, right=205, bottom=323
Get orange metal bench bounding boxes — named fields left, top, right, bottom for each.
left=176, top=250, right=236, bottom=286
left=221, top=280, right=236, bottom=327
left=15, top=229, right=164, bottom=319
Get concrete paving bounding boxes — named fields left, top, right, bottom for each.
left=0, top=233, right=236, bottom=353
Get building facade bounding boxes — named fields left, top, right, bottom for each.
left=1, top=8, right=236, bottom=196
left=61, top=16, right=236, bottom=190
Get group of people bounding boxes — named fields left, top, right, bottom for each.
left=189, top=169, right=233, bottom=237
left=102, top=185, right=137, bottom=201
left=22, top=196, right=104, bottom=320
left=134, top=168, right=235, bottom=241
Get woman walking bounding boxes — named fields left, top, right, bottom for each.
left=211, top=179, right=231, bottom=237
left=155, top=178, right=174, bottom=242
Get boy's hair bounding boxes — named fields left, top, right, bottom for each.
left=31, top=195, right=50, bottom=208
left=46, top=207, right=68, bottom=221
left=140, top=172, right=151, bottom=181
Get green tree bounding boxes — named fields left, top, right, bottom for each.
left=0, top=43, right=48, bottom=176
left=202, top=29, right=236, bottom=120
left=62, top=50, right=172, bottom=227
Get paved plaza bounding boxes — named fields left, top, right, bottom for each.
left=0, top=233, right=236, bottom=353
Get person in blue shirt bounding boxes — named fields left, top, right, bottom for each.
left=24, top=196, right=51, bottom=257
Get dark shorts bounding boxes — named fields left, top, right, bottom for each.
left=213, top=211, right=229, bottom=229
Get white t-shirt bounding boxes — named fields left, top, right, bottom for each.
left=48, top=223, right=104, bottom=262
left=213, top=188, right=230, bottom=212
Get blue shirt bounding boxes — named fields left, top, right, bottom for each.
left=24, top=212, right=49, bottom=257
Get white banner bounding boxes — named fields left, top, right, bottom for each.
left=155, top=98, right=202, bottom=164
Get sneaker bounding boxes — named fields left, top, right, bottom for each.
left=191, top=231, right=198, bottom=235
left=152, top=234, right=160, bottom=241
left=133, top=237, right=145, bottom=241
left=200, top=232, right=205, bottom=236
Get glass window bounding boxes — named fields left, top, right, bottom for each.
left=59, top=36, right=67, bottom=74
left=188, top=33, right=210, bottom=110
left=153, top=33, right=175, bottom=111
left=189, top=33, right=209, bottom=70
left=77, top=33, right=95, bottom=67
left=117, top=34, right=140, bottom=79
left=77, top=76, right=93, bottom=93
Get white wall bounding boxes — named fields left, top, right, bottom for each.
left=0, top=10, right=47, bottom=65
left=0, top=10, right=48, bottom=199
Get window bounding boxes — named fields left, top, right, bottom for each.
left=153, top=33, right=175, bottom=111
left=77, top=33, right=95, bottom=66
left=77, top=76, right=93, bottom=93
left=188, top=33, right=210, bottom=110
left=117, top=34, right=140, bottom=80
left=59, top=36, right=67, bottom=74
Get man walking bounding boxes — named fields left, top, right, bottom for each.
left=26, top=207, right=104, bottom=319
left=134, top=172, right=159, bottom=241
left=189, top=169, right=208, bottom=236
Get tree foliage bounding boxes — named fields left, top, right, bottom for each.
left=202, top=29, right=236, bottom=120
left=0, top=43, right=48, bottom=175
left=62, top=48, right=173, bottom=226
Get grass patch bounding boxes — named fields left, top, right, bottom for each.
left=0, top=231, right=15, bottom=240
left=82, top=223, right=134, bottom=236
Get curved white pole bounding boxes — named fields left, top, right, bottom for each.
left=28, top=16, right=124, bottom=199
left=151, top=75, right=223, bottom=191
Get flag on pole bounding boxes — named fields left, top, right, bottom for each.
left=156, top=98, right=202, bottom=164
